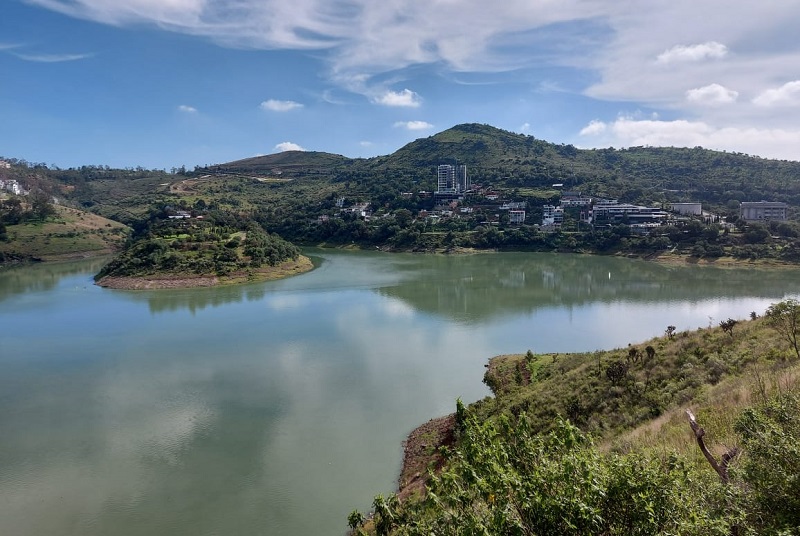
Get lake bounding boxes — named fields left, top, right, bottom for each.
left=2, top=249, right=799, bottom=535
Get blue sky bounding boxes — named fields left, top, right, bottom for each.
left=3, top=1, right=800, bottom=169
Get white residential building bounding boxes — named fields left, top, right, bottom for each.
left=740, top=201, right=788, bottom=222
left=542, top=205, right=564, bottom=227
left=0, top=179, right=23, bottom=195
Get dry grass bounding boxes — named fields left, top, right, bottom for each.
left=1, top=205, right=129, bottom=260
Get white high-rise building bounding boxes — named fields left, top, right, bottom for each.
left=437, top=164, right=469, bottom=194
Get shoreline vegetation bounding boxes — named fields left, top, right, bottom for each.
left=90, top=208, right=309, bottom=289
left=353, top=303, right=800, bottom=535
left=94, top=254, right=313, bottom=289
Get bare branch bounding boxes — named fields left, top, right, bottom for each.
left=686, top=409, right=738, bottom=483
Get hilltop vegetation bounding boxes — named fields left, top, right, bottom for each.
left=349, top=301, right=800, bottom=535
left=94, top=207, right=308, bottom=288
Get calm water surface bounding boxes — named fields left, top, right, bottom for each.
left=2, top=249, right=800, bottom=535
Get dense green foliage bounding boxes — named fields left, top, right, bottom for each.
left=360, top=387, right=800, bottom=536
left=363, top=417, right=734, bottom=536
left=734, top=388, right=800, bottom=533
left=95, top=209, right=299, bottom=279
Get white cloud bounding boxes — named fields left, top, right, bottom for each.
left=656, top=41, right=728, bottom=64
left=393, top=120, right=433, bottom=130
left=359, top=141, right=373, bottom=147
left=579, top=120, right=607, bottom=136
left=753, top=80, right=800, bottom=107
left=519, top=122, right=530, bottom=133
left=374, top=89, right=421, bottom=108
left=274, top=141, right=306, bottom=152
left=685, top=83, right=738, bottom=106
left=24, top=1, right=800, bottom=160
left=177, top=104, right=197, bottom=113
left=12, top=52, right=93, bottom=62
left=260, top=99, right=303, bottom=112
left=578, top=116, right=800, bottom=161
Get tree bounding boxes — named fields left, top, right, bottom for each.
left=764, top=299, right=800, bottom=359
left=393, top=208, right=413, bottom=228
left=0, top=198, right=24, bottom=224
left=29, top=190, right=55, bottom=220
left=606, top=360, right=628, bottom=385
left=734, top=388, right=800, bottom=532
left=347, top=510, right=364, bottom=533
left=665, top=325, right=677, bottom=339
left=719, top=318, right=738, bottom=337
left=627, top=346, right=640, bottom=364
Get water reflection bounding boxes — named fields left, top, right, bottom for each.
left=9, top=251, right=798, bottom=322
left=378, top=253, right=800, bottom=323
left=3, top=250, right=800, bottom=536
left=0, top=257, right=109, bottom=303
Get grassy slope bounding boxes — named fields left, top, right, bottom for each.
left=0, top=205, right=129, bottom=260
left=477, top=315, right=792, bottom=438
left=393, top=311, right=800, bottom=508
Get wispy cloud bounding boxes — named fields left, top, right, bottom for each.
left=0, top=42, right=23, bottom=51
left=685, top=84, right=738, bottom=106
left=753, top=80, right=800, bottom=107
left=375, top=89, right=421, bottom=108
left=12, top=52, right=93, bottom=62
left=519, top=122, right=531, bottom=133
left=22, top=1, right=800, bottom=160
left=393, top=120, right=433, bottom=130
left=177, top=104, right=198, bottom=113
left=656, top=41, right=728, bottom=64
left=260, top=99, right=304, bottom=112
left=274, top=141, right=305, bottom=152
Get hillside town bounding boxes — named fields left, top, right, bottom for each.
left=322, top=163, right=789, bottom=236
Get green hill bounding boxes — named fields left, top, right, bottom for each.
left=214, top=150, right=352, bottom=175
left=4, top=123, right=800, bottom=263
left=0, top=204, right=129, bottom=262
left=202, top=123, right=800, bottom=206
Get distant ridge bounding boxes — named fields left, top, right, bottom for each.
left=201, top=122, right=800, bottom=203
left=213, top=151, right=351, bottom=174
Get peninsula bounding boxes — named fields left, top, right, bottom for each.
left=93, top=208, right=311, bottom=289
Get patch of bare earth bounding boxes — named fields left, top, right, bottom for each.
left=398, top=414, right=456, bottom=501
